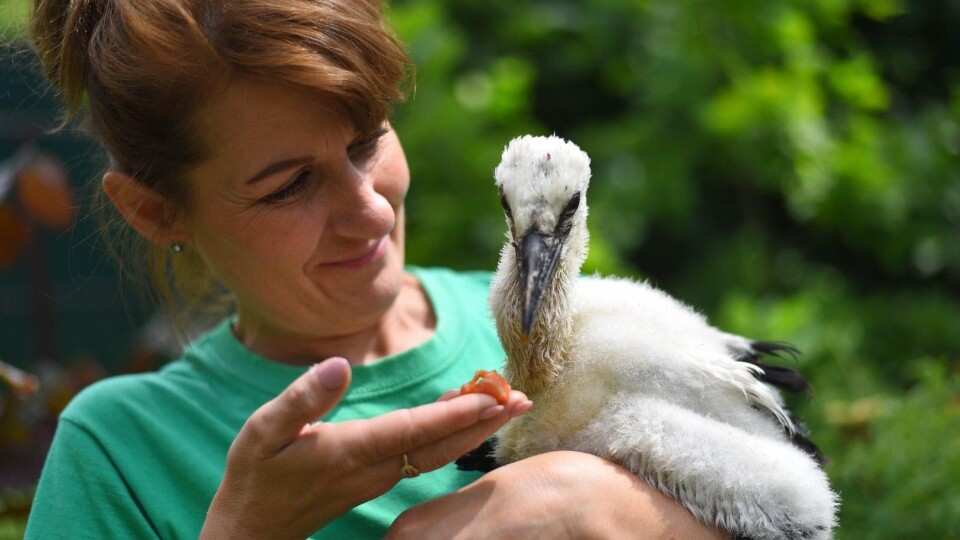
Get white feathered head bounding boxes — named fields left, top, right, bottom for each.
left=494, top=135, right=591, bottom=334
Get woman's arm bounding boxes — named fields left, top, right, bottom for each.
left=386, top=450, right=728, bottom=540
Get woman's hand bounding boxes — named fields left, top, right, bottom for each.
left=199, top=357, right=531, bottom=540
left=386, top=451, right=728, bottom=540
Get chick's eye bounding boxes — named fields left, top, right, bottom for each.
left=261, top=171, right=311, bottom=204
left=499, top=189, right=513, bottom=219
left=559, top=191, right=580, bottom=222
left=555, top=191, right=580, bottom=236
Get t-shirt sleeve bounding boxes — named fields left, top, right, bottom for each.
left=25, top=417, right=159, bottom=539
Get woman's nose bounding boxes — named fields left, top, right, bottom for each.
left=326, top=165, right=395, bottom=240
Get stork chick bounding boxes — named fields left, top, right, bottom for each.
left=485, top=135, right=838, bottom=540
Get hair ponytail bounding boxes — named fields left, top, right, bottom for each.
left=31, top=0, right=104, bottom=119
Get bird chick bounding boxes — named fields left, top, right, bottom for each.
left=484, top=135, right=838, bottom=540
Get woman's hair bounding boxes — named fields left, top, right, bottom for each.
left=29, top=0, right=411, bottom=340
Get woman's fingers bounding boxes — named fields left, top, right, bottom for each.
left=399, top=393, right=532, bottom=476
left=336, top=390, right=530, bottom=483
left=348, top=391, right=506, bottom=463
left=435, top=389, right=461, bottom=402
left=235, top=357, right=352, bottom=459
left=232, top=367, right=530, bottom=489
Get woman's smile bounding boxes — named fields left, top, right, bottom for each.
left=321, top=236, right=389, bottom=270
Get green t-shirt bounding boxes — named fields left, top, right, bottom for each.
left=25, top=267, right=505, bottom=539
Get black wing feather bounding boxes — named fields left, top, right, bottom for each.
left=455, top=438, right=500, bottom=472
left=740, top=341, right=825, bottom=465
left=741, top=341, right=811, bottom=395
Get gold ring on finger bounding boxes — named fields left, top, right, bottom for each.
left=400, top=453, right=420, bottom=479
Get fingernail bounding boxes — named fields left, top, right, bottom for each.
left=510, top=400, right=533, bottom=417
left=315, top=357, right=349, bottom=391
left=479, top=405, right=504, bottom=420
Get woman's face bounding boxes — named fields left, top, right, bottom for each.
left=183, top=78, right=410, bottom=358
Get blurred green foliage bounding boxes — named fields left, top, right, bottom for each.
left=0, top=0, right=958, bottom=537
left=0, top=0, right=27, bottom=36
left=389, top=0, right=960, bottom=537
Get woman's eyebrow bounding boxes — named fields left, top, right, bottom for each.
left=245, top=156, right=313, bottom=184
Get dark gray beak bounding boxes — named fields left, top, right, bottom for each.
left=518, top=232, right=563, bottom=335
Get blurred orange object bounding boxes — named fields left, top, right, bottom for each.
left=0, top=359, right=39, bottom=398
left=0, top=203, right=31, bottom=268
left=16, top=155, right=75, bottom=230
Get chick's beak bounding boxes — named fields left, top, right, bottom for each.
left=518, top=231, right=563, bottom=336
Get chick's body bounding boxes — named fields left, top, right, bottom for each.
left=485, top=135, right=838, bottom=540
left=494, top=276, right=833, bottom=539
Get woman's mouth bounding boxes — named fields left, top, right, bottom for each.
left=322, top=237, right=388, bottom=270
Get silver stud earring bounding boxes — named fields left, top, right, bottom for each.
left=169, top=241, right=184, bottom=254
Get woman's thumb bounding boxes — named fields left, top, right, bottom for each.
left=235, top=357, right=352, bottom=458
left=312, top=356, right=351, bottom=394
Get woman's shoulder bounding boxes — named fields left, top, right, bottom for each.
left=408, top=266, right=494, bottom=296
left=58, top=360, right=208, bottom=431
left=408, top=266, right=496, bottom=321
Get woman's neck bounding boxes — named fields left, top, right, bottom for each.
left=233, top=274, right=436, bottom=366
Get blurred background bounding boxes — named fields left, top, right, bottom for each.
left=1, top=0, right=958, bottom=538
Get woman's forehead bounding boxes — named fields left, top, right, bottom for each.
left=200, top=79, right=350, bottom=142
left=194, top=79, right=355, bottom=174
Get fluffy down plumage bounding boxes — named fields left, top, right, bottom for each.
left=460, top=135, right=839, bottom=540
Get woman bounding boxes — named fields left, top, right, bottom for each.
left=24, top=0, right=724, bottom=537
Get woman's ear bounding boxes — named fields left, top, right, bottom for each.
left=102, top=171, right=189, bottom=247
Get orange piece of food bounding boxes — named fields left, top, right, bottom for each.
left=460, top=370, right=511, bottom=405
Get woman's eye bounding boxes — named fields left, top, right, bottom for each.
left=348, top=127, right=389, bottom=161
left=261, top=171, right=310, bottom=203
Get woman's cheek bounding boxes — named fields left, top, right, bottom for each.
left=379, top=139, right=410, bottom=208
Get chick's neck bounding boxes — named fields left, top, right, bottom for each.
left=492, top=247, right=577, bottom=397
